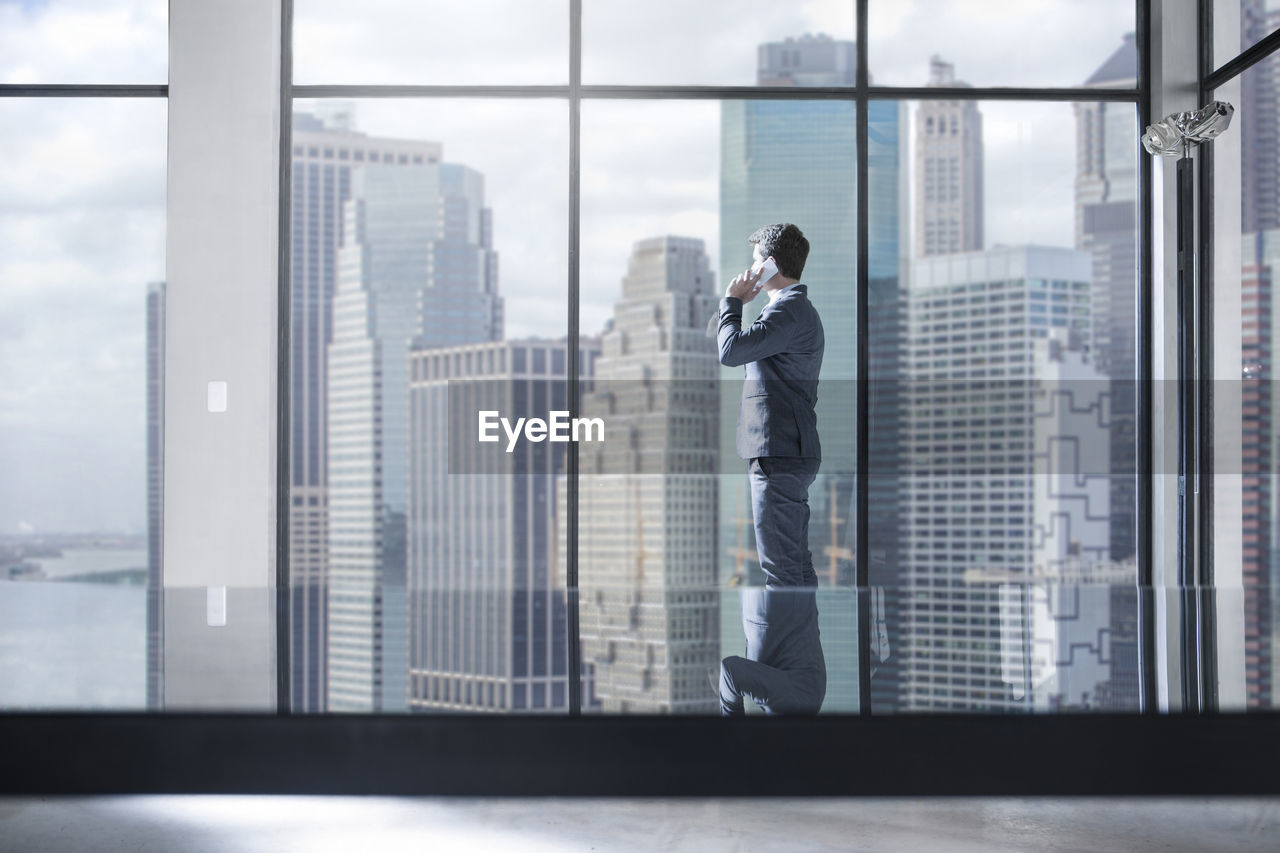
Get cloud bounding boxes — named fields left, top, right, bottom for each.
left=0, top=0, right=166, bottom=84
left=295, top=0, right=568, bottom=85
left=869, top=0, right=1135, bottom=87
left=0, top=95, right=163, bottom=533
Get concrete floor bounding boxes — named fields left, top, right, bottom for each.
left=2, top=797, right=1279, bottom=852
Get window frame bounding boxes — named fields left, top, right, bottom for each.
left=8, top=0, right=1277, bottom=797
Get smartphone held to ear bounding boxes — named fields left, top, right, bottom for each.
left=752, top=256, right=780, bottom=286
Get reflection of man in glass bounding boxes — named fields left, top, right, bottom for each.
left=712, top=223, right=826, bottom=716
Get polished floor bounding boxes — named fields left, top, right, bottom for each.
left=2, top=797, right=1279, bottom=851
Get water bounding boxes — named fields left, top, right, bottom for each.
left=0, top=579, right=147, bottom=709
left=33, top=547, right=147, bottom=580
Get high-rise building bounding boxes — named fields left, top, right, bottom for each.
left=145, top=280, right=165, bottom=711
left=721, top=34, right=906, bottom=712
left=1074, top=32, right=1142, bottom=710
left=1241, top=228, right=1280, bottom=708
left=899, top=245, right=1116, bottom=711
left=915, top=56, right=984, bottom=257
left=288, top=108, right=446, bottom=711
left=1075, top=33, right=1138, bottom=562
left=407, top=336, right=599, bottom=712
left=756, top=32, right=855, bottom=87
left=1239, top=1, right=1280, bottom=708
left=1242, top=2, right=1280, bottom=235
left=327, top=155, right=501, bottom=712
left=570, top=236, right=721, bottom=713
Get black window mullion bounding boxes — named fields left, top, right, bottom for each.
left=1196, top=0, right=1218, bottom=712
left=566, top=0, right=582, bottom=718
left=855, top=0, right=872, bottom=716
left=277, top=0, right=296, bottom=716
left=1136, top=0, right=1158, bottom=714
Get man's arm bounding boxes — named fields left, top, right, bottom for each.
left=716, top=297, right=799, bottom=367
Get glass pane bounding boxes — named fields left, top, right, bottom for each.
left=582, top=1, right=855, bottom=85
left=868, top=100, right=1140, bottom=713
left=1214, top=0, right=1280, bottom=71
left=288, top=99, right=569, bottom=712
left=579, top=94, right=865, bottom=714
left=0, top=0, right=166, bottom=84
left=0, top=98, right=166, bottom=709
left=293, top=1, right=568, bottom=85
left=1216, top=59, right=1275, bottom=710
left=869, top=2, right=1135, bottom=89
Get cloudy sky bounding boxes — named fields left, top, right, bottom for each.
left=1, top=0, right=1141, bottom=534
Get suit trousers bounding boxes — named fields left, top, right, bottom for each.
left=719, top=653, right=825, bottom=716
left=748, top=455, right=821, bottom=588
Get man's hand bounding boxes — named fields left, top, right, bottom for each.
left=725, top=265, right=765, bottom=302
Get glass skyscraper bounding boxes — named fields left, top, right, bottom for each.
left=327, top=156, right=501, bottom=712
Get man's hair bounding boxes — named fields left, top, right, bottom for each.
left=748, top=223, right=809, bottom=280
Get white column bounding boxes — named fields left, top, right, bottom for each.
left=162, top=0, right=282, bottom=709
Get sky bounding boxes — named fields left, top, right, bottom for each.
left=0, top=0, right=1141, bottom=534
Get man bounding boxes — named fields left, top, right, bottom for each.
left=710, top=223, right=826, bottom=716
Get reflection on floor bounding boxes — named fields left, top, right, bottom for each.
left=1, top=796, right=1278, bottom=852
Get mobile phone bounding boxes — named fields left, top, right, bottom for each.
left=752, top=256, right=779, bottom=286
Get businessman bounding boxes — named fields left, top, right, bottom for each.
left=711, top=223, right=826, bottom=716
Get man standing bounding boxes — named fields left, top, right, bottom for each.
left=712, top=223, right=826, bottom=716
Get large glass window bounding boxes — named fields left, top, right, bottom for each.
left=283, top=8, right=1150, bottom=719
left=578, top=97, right=861, bottom=713
left=293, top=1, right=568, bottom=85
left=581, top=1, right=855, bottom=86
left=286, top=98, right=569, bottom=712
left=1214, top=0, right=1280, bottom=71
left=0, top=0, right=166, bottom=85
left=0, top=96, right=167, bottom=709
left=1214, top=49, right=1278, bottom=710
left=869, top=96, right=1140, bottom=713
left=868, top=0, right=1136, bottom=89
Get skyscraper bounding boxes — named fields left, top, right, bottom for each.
left=915, top=56, right=984, bottom=257
left=289, top=108, right=446, bottom=711
left=1074, top=32, right=1142, bottom=709
left=899, top=244, right=1116, bottom=711
left=1239, top=0, right=1280, bottom=708
left=408, top=336, right=599, bottom=712
left=327, top=155, right=501, bottom=712
left=1075, top=32, right=1138, bottom=562
left=574, top=236, right=721, bottom=713
left=1242, top=1, right=1280, bottom=236
left=145, top=280, right=165, bottom=711
left=721, top=34, right=906, bottom=711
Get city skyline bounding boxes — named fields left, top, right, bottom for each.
left=1, top=3, right=1137, bottom=535
left=5, top=4, right=1275, bottom=718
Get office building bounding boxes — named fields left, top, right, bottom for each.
left=145, top=280, right=165, bottom=711
left=289, top=108, right=447, bottom=711
left=899, top=244, right=1117, bottom=710
left=572, top=236, right=720, bottom=713
left=915, top=56, right=984, bottom=257
left=327, top=153, right=501, bottom=712
left=408, top=336, right=598, bottom=712
left=1239, top=0, right=1280, bottom=707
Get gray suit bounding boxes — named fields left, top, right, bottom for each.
left=719, top=585, right=826, bottom=715
left=711, top=283, right=826, bottom=715
left=710, top=284, right=823, bottom=460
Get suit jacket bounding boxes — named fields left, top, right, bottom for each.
left=709, top=284, right=824, bottom=460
